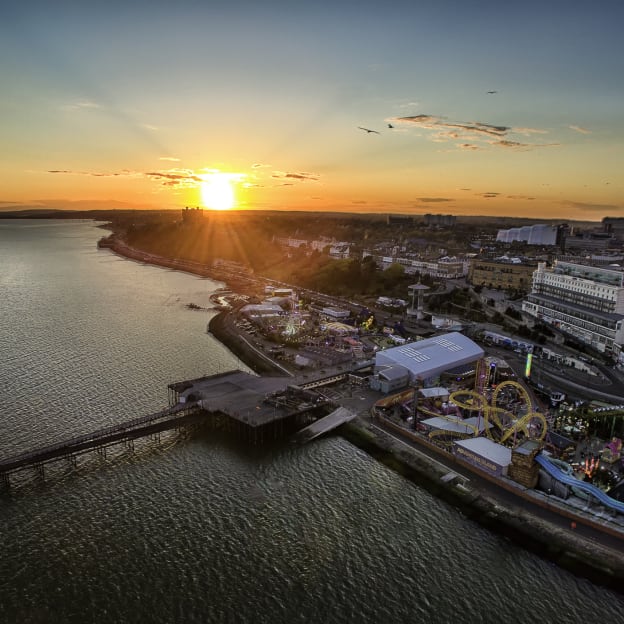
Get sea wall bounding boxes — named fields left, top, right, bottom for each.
left=339, top=417, right=624, bottom=594
left=208, top=312, right=290, bottom=377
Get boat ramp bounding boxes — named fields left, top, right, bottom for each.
left=292, top=406, right=357, bottom=444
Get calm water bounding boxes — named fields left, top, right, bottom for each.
left=0, top=219, right=622, bottom=624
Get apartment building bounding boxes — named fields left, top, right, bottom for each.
left=522, top=261, right=624, bottom=360
left=468, top=256, right=538, bottom=292
left=364, top=253, right=467, bottom=278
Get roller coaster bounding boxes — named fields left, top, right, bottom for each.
left=374, top=379, right=547, bottom=449
left=372, top=369, right=623, bottom=517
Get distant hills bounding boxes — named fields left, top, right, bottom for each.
left=0, top=208, right=598, bottom=228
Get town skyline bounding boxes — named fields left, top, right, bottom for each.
left=2, top=0, right=623, bottom=221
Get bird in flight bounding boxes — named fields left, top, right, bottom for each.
left=388, top=123, right=394, bottom=129
left=358, top=126, right=380, bottom=134
left=487, top=90, right=498, bottom=94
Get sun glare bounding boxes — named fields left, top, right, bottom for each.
left=200, top=173, right=236, bottom=210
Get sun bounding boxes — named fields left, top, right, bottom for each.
left=200, top=173, right=236, bottom=210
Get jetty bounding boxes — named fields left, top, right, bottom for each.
left=0, top=402, right=202, bottom=486
left=0, top=370, right=344, bottom=487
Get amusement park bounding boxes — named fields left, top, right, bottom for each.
left=214, top=284, right=624, bottom=537
left=371, top=344, right=624, bottom=534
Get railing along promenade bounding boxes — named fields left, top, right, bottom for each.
left=0, top=402, right=200, bottom=486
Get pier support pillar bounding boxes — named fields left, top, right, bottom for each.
left=96, top=446, right=107, bottom=459
left=34, top=463, right=45, bottom=480
left=126, top=439, right=135, bottom=452
left=1, top=473, right=10, bottom=489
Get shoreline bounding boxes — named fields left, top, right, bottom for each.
left=340, top=416, right=624, bottom=592
left=208, top=311, right=292, bottom=377
left=102, top=235, right=624, bottom=592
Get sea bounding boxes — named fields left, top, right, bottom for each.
left=1, top=219, right=622, bottom=624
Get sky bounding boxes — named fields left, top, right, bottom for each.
left=1, top=0, right=623, bottom=221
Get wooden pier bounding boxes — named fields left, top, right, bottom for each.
left=0, top=370, right=352, bottom=488
left=0, top=402, right=202, bottom=487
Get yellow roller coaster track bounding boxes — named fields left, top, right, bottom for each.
left=428, top=428, right=470, bottom=448
left=375, top=379, right=547, bottom=448
left=487, top=380, right=547, bottom=444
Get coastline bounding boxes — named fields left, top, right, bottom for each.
left=102, top=235, right=624, bottom=592
left=340, top=416, right=624, bottom=591
left=208, top=311, right=292, bottom=377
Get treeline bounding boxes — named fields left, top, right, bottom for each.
left=119, top=214, right=441, bottom=298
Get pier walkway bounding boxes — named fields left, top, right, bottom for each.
left=0, top=402, right=201, bottom=483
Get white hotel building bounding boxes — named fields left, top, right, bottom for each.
left=522, top=261, right=624, bottom=361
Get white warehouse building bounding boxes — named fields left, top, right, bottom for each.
left=372, top=332, right=484, bottom=390
left=496, top=223, right=559, bottom=246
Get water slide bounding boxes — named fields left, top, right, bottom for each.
left=534, top=453, right=624, bottom=514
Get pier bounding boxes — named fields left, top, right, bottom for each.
left=168, top=370, right=334, bottom=444
left=0, top=370, right=342, bottom=488
left=0, top=402, right=202, bottom=487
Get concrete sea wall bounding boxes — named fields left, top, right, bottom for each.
left=339, top=417, right=624, bottom=594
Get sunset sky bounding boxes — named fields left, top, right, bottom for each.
left=1, top=0, right=623, bottom=220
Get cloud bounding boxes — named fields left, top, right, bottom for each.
left=492, top=140, right=531, bottom=149
left=271, top=171, right=319, bottom=181
left=252, top=163, right=271, bottom=169
left=446, top=121, right=510, bottom=137
left=396, top=115, right=509, bottom=137
left=478, top=192, right=500, bottom=199
left=144, top=169, right=202, bottom=186
left=392, top=114, right=554, bottom=151
left=514, top=127, right=548, bottom=135
left=61, top=100, right=101, bottom=112
left=159, top=156, right=180, bottom=162
left=417, top=197, right=452, bottom=203
left=506, top=195, right=535, bottom=200
left=560, top=200, right=623, bottom=213
left=397, top=114, right=439, bottom=125
left=141, top=124, right=158, bottom=131
left=47, top=169, right=122, bottom=177
left=569, top=125, right=591, bottom=134
left=46, top=167, right=202, bottom=188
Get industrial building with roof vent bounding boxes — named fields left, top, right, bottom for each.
left=371, top=332, right=484, bottom=392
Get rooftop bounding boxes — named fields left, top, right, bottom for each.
left=170, top=371, right=296, bottom=427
